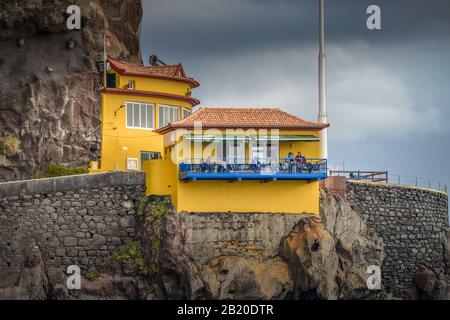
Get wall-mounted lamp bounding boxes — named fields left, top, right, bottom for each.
left=114, top=104, right=125, bottom=117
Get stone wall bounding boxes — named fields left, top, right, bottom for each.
left=0, top=172, right=145, bottom=280
left=346, top=181, right=449, bottom=293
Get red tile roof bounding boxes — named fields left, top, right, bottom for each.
left=155, top=108, right=329, bottom=133
left=99, top=88, right=200, bottom=106
left=144, top=65, right=186, bottom=77
left=107, top=57, right=199, bottom=88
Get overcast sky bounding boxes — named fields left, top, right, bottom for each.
left=140, top=0, right=450, bottom=190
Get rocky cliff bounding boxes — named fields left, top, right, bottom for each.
left=0, top=175, right=448, bottom=300
left=0, top=191, right=387, bottom=300
left=0, top=0, right=142, bottom=181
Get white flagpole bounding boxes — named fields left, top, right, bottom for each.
left=103, top=33, right=107, bottom=88
left=318, top=0, right=328, bottom=159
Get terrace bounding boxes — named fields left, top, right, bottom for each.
left=179, top=158, right=328, bottom=181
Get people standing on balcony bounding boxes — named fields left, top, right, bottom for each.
left=284, top=152, right=295, bottom=173
left=295, top=152, right=305, bottom=172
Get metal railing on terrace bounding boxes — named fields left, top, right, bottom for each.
left=330, top=170, right=447, bottom=193
left=329, top=170, right=389, bottom=183
left=179, top=158, right=328, bottom=181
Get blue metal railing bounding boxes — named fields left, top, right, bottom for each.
left=179, top=158, right=328, bottom=181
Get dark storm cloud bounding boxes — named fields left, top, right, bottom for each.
left=141, top=0, right=450, bottom=60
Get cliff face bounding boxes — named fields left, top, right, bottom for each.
left=0, top=173, right=448, bottom=300
left=0, top=0, right=142, bottom=181
left=5, top=192, right=387, bottom=300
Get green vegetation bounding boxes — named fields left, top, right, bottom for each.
left=145, top=198, right=172, bottom=224
left=137, top=196, right=151, bottom=218
left=24, top=103, right=33, bottom=113
left=0, top=136, right=20, bottom=157
left=34, top=163, right=88, bottom=179
left=84, top=271, right=100, bottom=281
left=131, top=197, right=173, bottom=276
left=136, top=196, right=173, bottom=224
left=111, top=241, right=149, bottom=276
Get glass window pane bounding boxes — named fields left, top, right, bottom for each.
left=126, top=103, right=133, bottom=127
left=147, top=105, right=153, bottom=129
left=169, top=108, right=174, bottom=123
left=140, top=104, right=146, bottom=128
left=133, top=104, right=140, bottom=127
left=159, top=106, right=164, bottom=128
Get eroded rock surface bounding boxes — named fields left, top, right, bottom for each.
left=320, top=189, right=385, bottom=299
left=0, top=244, right=49, bottom=300
left=0, top=0, right=142, bottom=181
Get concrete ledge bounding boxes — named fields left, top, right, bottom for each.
left=0, top=172, right=146, bottom=198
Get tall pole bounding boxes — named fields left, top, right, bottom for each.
left=103, top=33, right=107, bottom=88
left=318, top=0, right=328, bottom=159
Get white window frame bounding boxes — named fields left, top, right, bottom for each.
left=127, top=80, right=135, bottom=90
left=182, top=107, right=192, bottom=119
left=125, top=102, right=155, bottom=130
left=127, top=158, right=139, bottom=171
left=158, top=104, right=180, bottom=128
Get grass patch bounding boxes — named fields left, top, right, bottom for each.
left=111, top=241, right=148, bottom=276
left=0, top=136, right=20, bottom=157
left=84, top=271, right=100, bottom=281
left=34, top=163, right=88, bottom=179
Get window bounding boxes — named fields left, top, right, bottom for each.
left=158, top=105, right=180, bottom=128
left=127, top=158, right=139, bottom=171
left=183, top=108, right=192, bottom=119
left=216, top=140, right=245, bottom=164
left=126, top=102, right=154, bottom=129
left=127, top=80, right=135, bottom=90
left=106, top=73, right=116, bottom=88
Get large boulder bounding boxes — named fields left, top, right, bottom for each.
left=320, top=190, right=385, bottom=299
left=201, top=256, right=292, bottom=300
left=0, top=245, right=49, bottom=300
left=279, top=216, right=339, bottom=299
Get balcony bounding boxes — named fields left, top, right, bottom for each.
left=179, top=158, right=328, bottom=181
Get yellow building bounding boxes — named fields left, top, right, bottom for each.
left=93, top=58, right=329, bottom=215
left=91, top=57, right=200, bottom=172
left=147, top=108, right=329, bottom=214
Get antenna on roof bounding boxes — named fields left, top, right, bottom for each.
left=149, top=55, right=167, bottom=66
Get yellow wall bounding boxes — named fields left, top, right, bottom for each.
left=97, top=72, right=195, bottom=172
left=175, top=180, right=320, bottom=214
left=279, top=130, right=321, bottom=160
left=117, top=74, right=192, bottom=96
left=143, top=159, right=177, bottom=201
